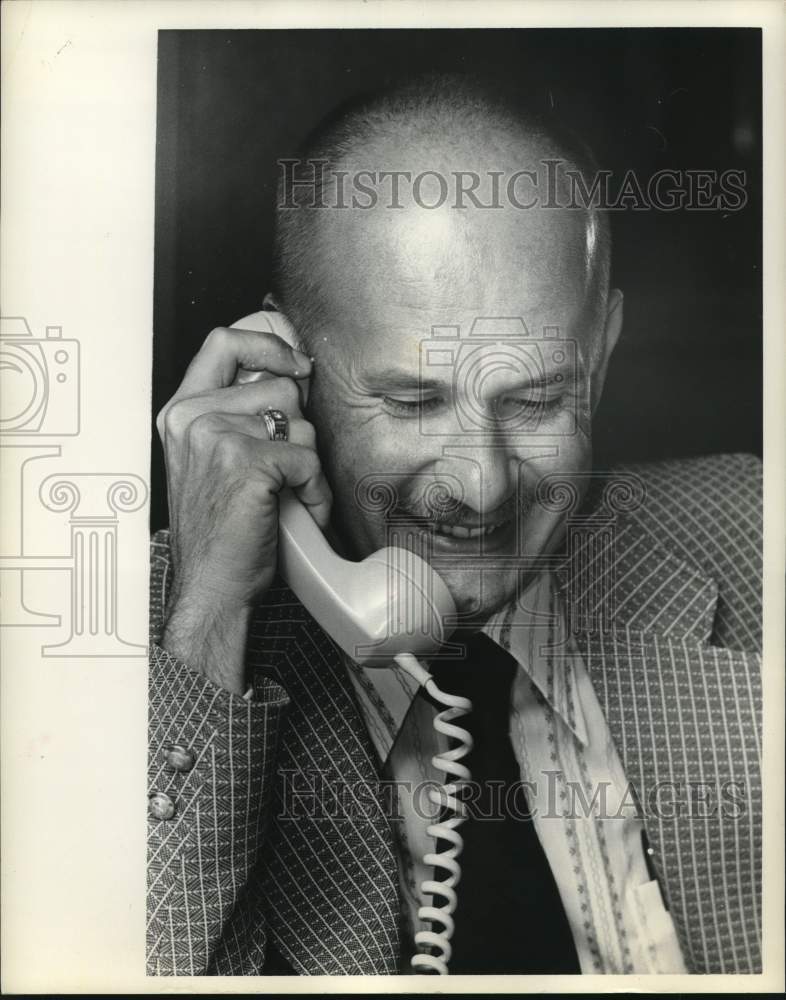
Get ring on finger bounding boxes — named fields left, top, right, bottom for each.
left=261, top=408, right=289, bottom=442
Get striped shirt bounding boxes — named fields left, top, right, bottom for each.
left=345, top=570, right=687, bottom=974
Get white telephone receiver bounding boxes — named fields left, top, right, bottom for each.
left=231, top=309, right=469, bottom=976
left=230, top=310, right=457, bottom=667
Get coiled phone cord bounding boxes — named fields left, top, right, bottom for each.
left=394, top=652, right=474, bottom=976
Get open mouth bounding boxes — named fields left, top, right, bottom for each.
left=431, top=520, right=506, bottom=539
left=387, top=508, right=516, bottom=552
left=381, top=501, right=521, bottom=555
left=389, top=507, right=514, bottom=543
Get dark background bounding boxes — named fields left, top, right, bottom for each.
left=151, top=28, right=761, bottom=532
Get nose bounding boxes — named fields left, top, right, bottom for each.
left=436, top=439, right=516, bottom=518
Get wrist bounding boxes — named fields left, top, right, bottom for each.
left=162, top=592, right=253, bottom=695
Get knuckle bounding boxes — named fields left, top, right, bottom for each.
left=162, top=399, right=191, bottom=438
left=155, top=405, right=168, bottom=439
left=187, top=410, right=223, bottom=443
left=204, top=326, right=231, bottom=350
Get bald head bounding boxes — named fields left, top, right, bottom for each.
left=272, top=74, right=611, bottom=354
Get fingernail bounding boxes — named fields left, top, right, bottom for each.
left=294, top=349, right=311, bottom=366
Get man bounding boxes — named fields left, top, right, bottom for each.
left=147, top=76, right=761, bottom=976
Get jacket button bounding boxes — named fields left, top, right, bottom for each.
left=165, top=745, right=196, bottom=772
left=148, top=791, right=176, bottom=820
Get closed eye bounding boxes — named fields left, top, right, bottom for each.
left=511, top=394, right=564, bottom=413
left=382, top=389, right=567, bottom=419
left=383, top=395, right=445, bottom=416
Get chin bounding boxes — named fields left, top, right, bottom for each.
left=440, top=566, right=521, bottom=626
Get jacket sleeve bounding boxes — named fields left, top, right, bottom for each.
left=146, top=531, right=291, bottom=976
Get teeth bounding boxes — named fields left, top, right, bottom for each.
left=434, top=521, right=501, bottom=539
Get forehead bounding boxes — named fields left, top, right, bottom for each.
left=312, top=200, right=594, bottom=367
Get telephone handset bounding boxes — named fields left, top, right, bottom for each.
left=230, top=310, right=457, bottom=666
left=231, top=310, right=472, bottom=975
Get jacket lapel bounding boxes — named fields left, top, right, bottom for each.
left=243, top=501, right=761, bottom=973
left=249, top=580, right=402, bottom=975
left=556, top=514, right=762, bottom=974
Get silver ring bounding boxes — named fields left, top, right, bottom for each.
left=262, top=408, right=289, bottom=442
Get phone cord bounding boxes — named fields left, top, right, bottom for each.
left=394, top=652, right=474, bottom=976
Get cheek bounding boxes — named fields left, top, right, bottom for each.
left=316, top=400, right=429, bottom=484
left=313, top=422, right=364, bottom=504
left=511, top=437, right=593, bottom=555
left=548, top=434, right=593, bottom=474
left=311, top=402, right=406, bottom=521
left=512, top=432, right=593, bottom=495
left=321, top=420, right=411, bottom=488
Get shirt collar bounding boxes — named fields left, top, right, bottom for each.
left=344, top=570, right=589, bottom=765
left=482, top=571, right=589, bottom=747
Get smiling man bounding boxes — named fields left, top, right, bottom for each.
left=147, top=76, right=762, bottom=977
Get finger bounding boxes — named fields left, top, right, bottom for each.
left=234, top=367, right=275, bottom=386
left=160, top=378, right=305, bottom=440
left=263, top=443, right=333, bottom=529
left=179, top=326, right=312, bottom=394
left=199, top=413, right=333, bottom=528
left=205, top=428, right=331, bottom=528
left=191, top=411, right=317, bottom=450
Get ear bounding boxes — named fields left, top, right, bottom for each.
left=261, top=292, right=310, bottom=390
left=263, top=290, right=301, bottom=346
left=591, top=288, right=624, bottom=412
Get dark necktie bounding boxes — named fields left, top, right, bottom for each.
left=429, top=632, right=581, bottom=974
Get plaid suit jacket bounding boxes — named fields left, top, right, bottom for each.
left=147, top=452, right=762, bottom=976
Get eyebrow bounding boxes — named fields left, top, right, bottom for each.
left=362, top=372, right=444, bottom=392
left=361, top=367, right=575, bottom=394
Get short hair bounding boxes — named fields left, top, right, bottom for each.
left=271, top=72, right=612, bottom=345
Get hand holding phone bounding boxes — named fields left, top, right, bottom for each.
left=155, top=315, right=330, bottom=693
left=230, top=312, right=457, bottom=667
left=226, top=315, right=465, bottom=974
left=158, top=308, right=464, bottom=973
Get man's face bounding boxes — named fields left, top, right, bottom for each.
left=300, top=192, right=618, bottom=624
